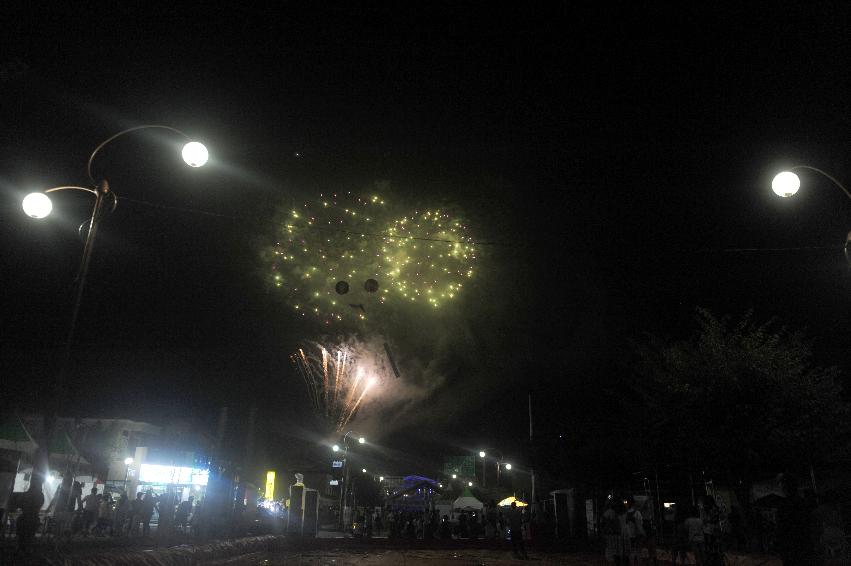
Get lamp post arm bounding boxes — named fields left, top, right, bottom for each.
left=87, top=124, right=191, bottom=184
left=44, top=185, right=97, bottom=195
left=791, top=165, right=851, bottom=202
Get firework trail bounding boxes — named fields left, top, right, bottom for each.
left=291, top=341, right=379, bottom=431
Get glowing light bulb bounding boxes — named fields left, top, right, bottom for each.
left=22, top=193, right=52, bottom=218
left=182, top=141, right=208, bottom=167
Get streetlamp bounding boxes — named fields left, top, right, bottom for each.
left=123, top=457, right=134, bottom=492
left=22, top=125, right=207, bottom=482
left=771, top=165, right=851, bottom=265
left=478, top=450, right=486, bottom=487
left=337, top=430, right=366, bottom=531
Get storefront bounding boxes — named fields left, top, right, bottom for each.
left=125, top=447, right=210, bottom=502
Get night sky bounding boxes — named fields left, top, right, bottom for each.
left=3, top=5, right=851, bottom=473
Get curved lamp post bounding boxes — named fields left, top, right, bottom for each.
left=772, top=166, right=851, bottom=265
left=337, top=430, right=366, bottom=531
left=23, top=125, right=207, bottom=483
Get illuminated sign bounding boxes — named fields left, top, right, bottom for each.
left=265, top=470, right=276, bottom=500
left=329, top=479, right=339, bottom=486
left=332, top=460, right=344, bottom=468
left=139, top=463, right=209, bottom=485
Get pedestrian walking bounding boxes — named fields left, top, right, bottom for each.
left=175, top=495, right=194, bottom=532
left=15, top=475, right=44, bottom=555
left=141, top=489, right=156, bottom=536
left=508, top=501, right=529, bottom=559
left=82, top=486, right=100, bottom=533
left=684, top=504, right=706, bottom=565
left=128, top=492, right=144, bottom=534
left=96, top=493, right=114, bottom=535
left=114, top=492, right=130, bottom=535
left=625, top=496, right=646, bottom=566
left=602, top=499, right=625, bottom=565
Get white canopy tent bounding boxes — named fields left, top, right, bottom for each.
left=453, top=488, right=483, bottom=511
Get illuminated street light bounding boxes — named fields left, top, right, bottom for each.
left=22, top=124, right=208, bottom=487
left=452, top=474, right=457, bottom=479
left=468, top=481, right=473, bottom=487
left=22, top=192, right=53, bottom=218
left=181, top=141, right=209, bottom=167
left=505, top=463, right=512, bottom=470
left=478, top=450, right=486, bottom=458
left=770, top=165, right=851, bottom=266
left=358, top=436, right=366, bottom=444
left=379, top=476, right=384, bottom=482
left=332, top=444, right=340, bottom=452
left=772, top=171, right=800, bottom=197
left=362, top=468, right=367, bottom=473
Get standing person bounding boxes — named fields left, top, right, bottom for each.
left=374, top=510, right=383, bottom=536
left=701, top=497, right=721, bottom=565
left=684, top=505, right=706, bottom=565
left=69, top=480, right=83, bottom=512
left=672, top=503, right=691, bottom=566
left=114, top=492, right=130, bottom=535
left=157, top=491, right=175, bottom=536
left=97, top=493, right=114, bottom=536
left=625, top=496, right=646, bottom=566
left=82, top=486, right=100, bottom=533
left=601, top=500, right=624, bottom=565
left=141, top=489, right=156, bottom=537
left=776, top=473, right=814, bottom=565
left=508, top=501, right=529, bottom=560
left=175, top=495, right=194, bottom=532
left=128, top=492, right=144, bottom=534
left=15, top=474, right=44, bottom=555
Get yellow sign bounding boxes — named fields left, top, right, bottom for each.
left=265, top=470, right=276, bottom=500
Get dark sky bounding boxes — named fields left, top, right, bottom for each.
left=3, top=4, right=851, bottom=472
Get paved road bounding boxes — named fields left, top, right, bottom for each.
left=219, top=548, right=602, bottom=565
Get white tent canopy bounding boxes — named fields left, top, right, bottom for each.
left=453, top=489, right=483, bottom=511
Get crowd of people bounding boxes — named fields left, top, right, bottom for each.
left=40, top=475, right=198, bottom=539
left=353, top=501, right=532, bottom=558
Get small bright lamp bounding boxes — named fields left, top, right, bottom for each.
left=358, top=436, right=366, bottom=444
left=362, top=468, right=367, bottom=473
left=379, top=476, right=384, bottom=481
left=124, top=457, right=134, bottom=466
left=479, top=451, right=486, bottom=458
left=332, top=444, right=340, bottom=452
left=468, top=481, right=473, bottom=487
left=505, top=463, right=512, bottom=470
left=772, top=171, right=800, bottom=197
left=452, top=474, right=457, bottom=479
left=182, top=141, right=209, bottom=167
left=23, top=193, right=53, bottom=218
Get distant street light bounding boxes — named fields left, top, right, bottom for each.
left=452, top=474, right=457, bottom=479
left=771, top=165, right=851, bottom=265
left=338, top=430, right=366, bottom=531
left=505, top=463, right=512, bottom=470
left=362, top=468, right=367, bottom=473
left=23, top=125, right=208, bottom=486
left=468, top=481, right=473, bottom=487
left=332, top=444, right=340, bottom=452
left=478, top=450, right=486, bottom=458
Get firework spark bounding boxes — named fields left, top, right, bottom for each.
left=291, top=341, right=380, bottom=431
left=268, top=191, right=476, bottom=325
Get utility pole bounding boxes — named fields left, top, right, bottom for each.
left=529, top=392, right=536, bottom=504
